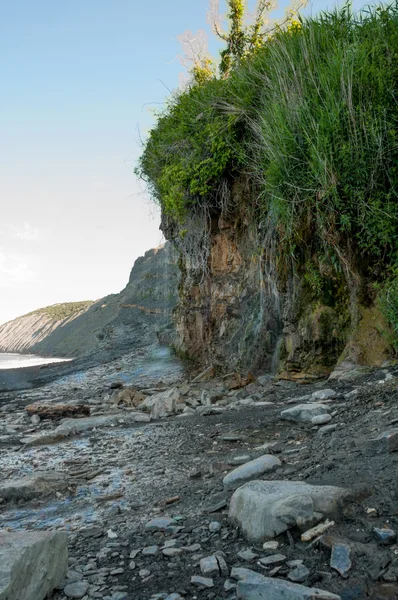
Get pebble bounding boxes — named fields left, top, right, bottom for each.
left=330, top=542, right=352, bottom=578
left=64, top=581, right=89, bottom=599
left=374, top=527, right=397, bottom=545
left=288, top=564, right=311, bottom=583
left=162, top=548, right=183, bottom=557
left=262, top=541, right=279, bottom=551
left=311, top=414, right=333, bottom=425
left=209, top=521, right=222, bottom=532
left=145, top=517, right=176, bottom=531
left=200, top=555, right=221, bottom=576
left=258, top=554, right=287, bottom=566
left=142, top=545, right=159, bottom=555
left=139, top=569, right=151, bottom=578
left=191, top=575, right=214, bottom=588
left=238, top=549, right=259, bottom=562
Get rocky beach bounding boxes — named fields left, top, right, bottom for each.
left=2, top=355, right=398, bottom=600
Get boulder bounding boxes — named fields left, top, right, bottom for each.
left=236, top=578, right=341, bottom=599
left=223, top=455, right=281, bottom=489
left=113, top=388, right=147, bottom=407
left=140, top=387, right=181, bottom=418
left=229, top=480, right=348, bottom=542
left=281, top=404, right=330, bottom=423
left=0, top=471, right=72, bottom=502
left=0, top=530, right=68, bottom=600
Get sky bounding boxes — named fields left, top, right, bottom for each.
left=0, top=0, right=370, bottom=325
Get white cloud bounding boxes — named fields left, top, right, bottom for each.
left=8, top=222, right=41, bottom=242
left=0, top=251, right=37, bottom=287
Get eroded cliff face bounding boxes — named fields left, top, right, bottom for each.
left=163, top=185, right=392, bottom=378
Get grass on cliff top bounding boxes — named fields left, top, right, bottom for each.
left=26, top=301, right=94, bottom=322
left=137, top=3, right=398, bottom=266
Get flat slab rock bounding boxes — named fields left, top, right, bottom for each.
left=0, top=470, right=71, bottom=502
left=236, top=578, right=341, bottom=599
left=55, top=413, right=150, bottom=435
left=223, top=455, right=281, bottom=489
left=281, top=404, right=331, bottom=423
left=229, top=480, right=348, bottom=542
left=0, top=530, right=68, bottom=600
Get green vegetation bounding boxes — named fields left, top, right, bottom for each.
left=378, top=273, right=398, bottom=349
left=137, top=3, right=398, bottom=338
left=27, top=301, right=94, bottom=322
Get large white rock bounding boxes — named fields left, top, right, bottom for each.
left=223, top=455, right=281, bottom=489
left=0, top=471, right=71, bottom=502
left=140, top=387, right=181, bottom=418
left=229, top=480, right=348, bottom=542
left=0, top=530, right=68, bottom=600
left=280, top=404, right=330, bottom=423
left=236, top=578, right=341, bottom=599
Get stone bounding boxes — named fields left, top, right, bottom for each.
left=374, top=527, right=397, bottom=545
left=0, top=471, right=71, bottom=502
left=31, top=414, right=41, bottom=425
left=258, top=554, right=286, bottom=567
left=142, top=545, right=159, bottom=555
left=281, top=404, right=331, bottom=423
left=229, top=480, right=348, bottom=542
left=162, top=548, right=183, bottom=557
left=140, top=387, right=181, bottom=418
left=113, top=388, right=147, bottom=407
left=225, top=580, right=237, bottom=591
left=0, top=530, right=68, bottom=600
left=223, top=455, right=281, bottom=489
left=311, top=389, right=338, bottom=401
left=262, top=541, right=279, bottom=551
left=191, top=576, right=214, bottom=588
left=230, top=568, right=267, bottom=584
left=145, top=517, right=176, bottom=531
left=288, top=565, right=311, bottom=583
left=330, top=543, right=352, bottom=578
left=209, top=521, right=222, bottom=532
left=64, top=581, right=89, bottom=598
left=238, top=549, right=259, bottom=562
left=311, top=414, right=332, bottom=425
left=319, top=424, right=338, bottom=436
left=200, top=556, right=221, bottom=576
left=236, top=579, right=341, bottom=599
left=370, top=429, right=398, bottom=453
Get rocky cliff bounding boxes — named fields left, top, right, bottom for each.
left=139, top=6, right=398, bottom=379
left=0, top=244, right=179, bottom=360
left=163, top=193, right=392, bottom=379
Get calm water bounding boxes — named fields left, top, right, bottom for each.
left=0, top=352, right=71, bottom=370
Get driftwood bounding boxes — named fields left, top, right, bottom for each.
left=25, top=404, right=90, bottom=420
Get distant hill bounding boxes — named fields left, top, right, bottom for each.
left=0, top=244, right=179, bottom=359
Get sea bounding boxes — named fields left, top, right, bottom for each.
left=0, top=352, right=71, bottom=370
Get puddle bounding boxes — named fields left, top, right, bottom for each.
left=0, top=426, right=151, bottom=531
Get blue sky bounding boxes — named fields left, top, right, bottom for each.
left=0, top=0, right=371, bottom=325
